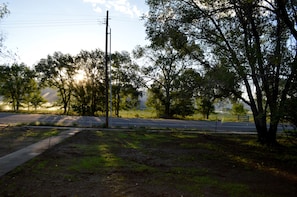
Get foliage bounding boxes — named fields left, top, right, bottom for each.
left=134, top=43, right=199, bottom=118
left=35, top=52, right=77, bottom=115
left=23, top=79, right=47, bottom=111
left=0, top=3, right=10, bottom=58
left=284, top=97, right=297, bottom=128
left=283, top=74, right=297, bottom=127
left=231, top=102, right=248, bottom=116
left=111, top=51, right=143, bottom=117
left=145, top=0, right=297, bottom=145
left=197, top=98, right=215, bottom=119
left=73, top=49, right=105, bottom=116
left=0, top=63, right=37, bottom=111
left=171, top=68, right=201, bottom=117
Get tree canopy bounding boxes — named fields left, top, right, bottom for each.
left=35, top=52, right=77, bottom=114
left=145, top=0, right=297, bottom=144
left=111, top=51, right=143, bottom=116
left=0, top=63, right=39, bottom=111
left=73, top=49, right=105, bottom=116
left=0, top=3, right=10, bottom=59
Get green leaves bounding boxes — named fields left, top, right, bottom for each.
left=111, top=51, right=143, bottom=116
left=35, top=52, right=77, bottom=114
left=0, top=63, right=40, bottom=111
left=144, top=0, right=297, bottom=143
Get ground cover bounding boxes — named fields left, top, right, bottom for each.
left=0, top=129, right=296, bottom=196
left=0, top=125, right=60, bottom=157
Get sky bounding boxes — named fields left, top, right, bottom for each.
left=0, top=0, right=149, bottom=66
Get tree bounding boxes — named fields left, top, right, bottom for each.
left=23, top=79, right=46, bottom=111
left=0, top=3, right=9, bottom=56
left=197, top=65, right=241, bottom=119
left=284, top=98, right=297, bottom=128
left=283, top=75, right=297, bottom=127
left=73, top=49, right=105, bottom=116
left=171, top=68, right=202, bottom=117
left=71, top=81, right=93, bottom=116
left=197, top=98, right=215, bottom=119
left=134, top=43, right=196, bottom=118
left=0, top=63, right=36, bottom=111
left=111, top=51, right=143, bottom=117
left=232, top=102, right=247, bottom=116
left=0, top=3, right=9, bottom=18
left=35, top=52, right=77, bottom=114
left=145, top=0, right=297, bottom=145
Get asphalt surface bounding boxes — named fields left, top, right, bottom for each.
left=0, top=112, right=292, bottom=132
left=0, top=112, right=260, bottom=132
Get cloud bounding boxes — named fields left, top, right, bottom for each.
left=83, top=0, right=142, bottom=18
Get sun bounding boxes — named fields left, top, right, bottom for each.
left=74, top=70, right=86, bottom=83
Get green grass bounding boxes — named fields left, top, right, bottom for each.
left=117, top=109, right=157, bottom=118
left=1, top=129, right=296, bottom=196
left=118, top=110, right=255, bottom=123
left=0, top=127, right=59, bottom=139
left=23, top=128, right=59, bottom=138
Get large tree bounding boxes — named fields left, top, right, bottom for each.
left=171, top=68, right=202, bottom=117
left=0, top=63, right=36, bottom=111
left=35, top=52, right=77, bottom=114
left=198, top=65, right=242, bottom=119
left=145, top=0, right=297, bottom=145
left=73, top=49, right=105, bottom=116
left=111, top=51, right=143, bottom=117
left=134, top=43, right=198, bottom=118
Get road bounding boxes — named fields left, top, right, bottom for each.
left=0, top=112, right=291, bottom=133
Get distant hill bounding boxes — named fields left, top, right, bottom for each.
left=41, top=88, right=58, bottom=103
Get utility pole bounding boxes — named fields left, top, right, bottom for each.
left=105, top=10, right=109, bottom=128
left=109, top=28, right=112, bottom=127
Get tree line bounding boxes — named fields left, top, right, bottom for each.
left=0, top=50, right=144, bottom=116
left=0, top=48, right=228, bottom=118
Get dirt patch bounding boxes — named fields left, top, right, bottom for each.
left=0, top=130, right=297, bottom=196
left=0, top=126, right=61, bottom=157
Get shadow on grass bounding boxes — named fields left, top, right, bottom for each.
left=0, top=130, right=296, bottom=196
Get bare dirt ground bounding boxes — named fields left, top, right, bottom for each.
left=0, top=128, right=297, bottom=197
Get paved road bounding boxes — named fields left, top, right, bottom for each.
left=0, top=112, right=291, bottom=132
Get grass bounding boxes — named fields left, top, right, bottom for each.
left=119, top=109, right=251, bottom=122
left=0, top=105, right=253, bottom=123
left=117, top=109, right=157, bottom=118
left=0, top=129, right=296, bottom=196
left=24, top=128, right=59, bottom=138
left=0, top=127, right=59, bottom=139
left=0, top=126, right=62, bottom=157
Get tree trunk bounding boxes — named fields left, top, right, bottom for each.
left=63, top=103, right=67, bottom=115
left=117, top=93, right=120, bottom=117
left=267, top=124, right=278, bottom=145
left=253, top=111, right=268, bottom=144
left=164, top=86, right=171, bottom=118
left=267, top=110, right=280, bottom=145
left=253, top=111, right=278, bottom=145
left=16, top=101, right=20, bottom=112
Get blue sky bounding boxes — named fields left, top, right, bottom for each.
left=0, top=0, right=148, bottom=66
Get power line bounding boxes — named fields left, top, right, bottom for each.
left=1, top=19, right=104, bottom=29
left=0, top=15, right=142, bottom=29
